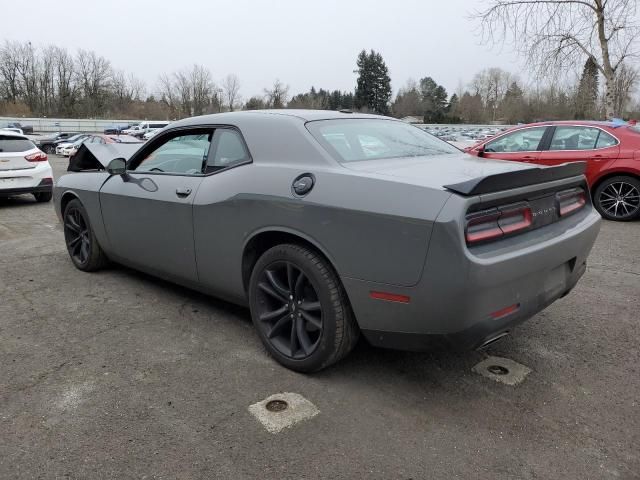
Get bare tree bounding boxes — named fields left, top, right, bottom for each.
left=474, top=0, right=640, bottom=118
left=52, top=46, right=77, bottom=116
left=611, top=63, right=638, bottom=116
left=0, top=40, right=23, bottom=103
left=190, top=64, right=213, bottom=116
left=470, top=67, right=513, bottom=120
left=222, top=73, right=241, bottom=111
left=264, top=79, right=289, bottom=108
left=75, top=49, right=112, bottom=116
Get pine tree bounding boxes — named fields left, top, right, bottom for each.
left=419, top=77, right=448, bottom=122
left=354, top=50, right=392, bottom=114
left=575, top=57, right=599, bottom=119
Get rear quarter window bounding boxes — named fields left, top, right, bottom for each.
left=0, top=136, right=35, bottom=152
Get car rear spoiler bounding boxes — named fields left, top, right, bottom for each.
left=68, top=143, right=142, bottom=172
left=444, top=162, right=587, bottom=196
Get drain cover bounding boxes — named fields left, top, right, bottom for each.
left=487, top=365, right=509, bottom=375
left=472, top=356, right=532, bottom=385
left=265, top=399, right=288, bottom=412
left=249, top=392, right=320, bottom=434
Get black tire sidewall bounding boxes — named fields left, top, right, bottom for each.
left=63, top=199, right=105, bottom=271
left=249, top=244, right=342, bottom=372
left=594, top=176, right=640, bottom=221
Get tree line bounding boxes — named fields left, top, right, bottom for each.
left=0, top=41, right=637, bottom=123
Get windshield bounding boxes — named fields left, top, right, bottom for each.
left=306, top=119, right=459, bottom=163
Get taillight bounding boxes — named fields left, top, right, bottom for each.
left=556, top=188, right=586, bottom=217
left=465, top=202, right=532, bottom=245
left=25, top=151, right=48, bottom=162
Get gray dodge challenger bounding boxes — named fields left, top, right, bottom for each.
left=54, top=110, right=601, bottom=372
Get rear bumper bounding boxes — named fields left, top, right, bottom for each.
left=0, top=184, right=53, bottom=196
left=342, top=206, right=601, bottom=352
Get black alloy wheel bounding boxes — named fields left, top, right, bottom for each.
left=63, top=199, right=108, bottom=271
left=64, top=206, right=91, bottom=265
left=249, top=244, right=359, bottom=372
left=594, top=176, right=640, bottom=221
left=254, top=260, right=323, bottom=359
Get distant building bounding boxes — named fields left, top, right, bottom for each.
left=400, top=116, right=423, bottom=124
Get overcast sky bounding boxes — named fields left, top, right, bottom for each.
left=4, top=0, right=525, bottom=99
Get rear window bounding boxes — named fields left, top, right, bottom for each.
left=306, top=119, right=459, bottom=163
left=0, top=136, right=35, bottom=153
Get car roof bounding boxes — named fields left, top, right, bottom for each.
left=171, top=109, right=393, bottom=129
left=517, top=120, right=622, bottom=129
left=0, top=129, right=28, bottom=140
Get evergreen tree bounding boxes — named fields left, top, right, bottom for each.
left=575, top=57, right=599, bottom=119
left=354, top=49, right=392, bottom=114
left=419, top=77, right=448, bottom=122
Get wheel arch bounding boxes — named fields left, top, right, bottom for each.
left=60, top=190, right=81, bottom=215
left=590, top=170, right=640, bottom=197
left=241, top=228, right=340, bottom=295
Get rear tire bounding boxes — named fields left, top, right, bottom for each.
left=593, top=176, right=640, bottom=221
left=63, top=199, right=109, bottom=271
left=34, top=191, right=52, bottom=203
left=248, top=243, right=359, bottom=372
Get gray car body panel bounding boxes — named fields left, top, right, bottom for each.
left=54, top=110, right=601, bottom=351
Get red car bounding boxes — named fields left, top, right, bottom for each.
left=465, top=120, right=640, bottom=221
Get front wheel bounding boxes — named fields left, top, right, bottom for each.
left=593, top=176, right=640, bottom=221
left=63, top=199, right=108, bottom=271
left=249, top=244, right=359, bottom=372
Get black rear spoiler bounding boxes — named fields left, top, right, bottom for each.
left=444, top=162, right=587, bottom=196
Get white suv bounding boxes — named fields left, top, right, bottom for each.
left=0, top=130, right=54, bottom=202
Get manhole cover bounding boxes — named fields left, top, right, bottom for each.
left=265, top=399, right=288, bottom=412
left=487, top=365, right=509, bottom=375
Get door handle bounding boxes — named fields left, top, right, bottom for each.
left=176, top=187, right=192, bottom=198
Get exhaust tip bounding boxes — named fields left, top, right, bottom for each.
left=478, top=331, right=509, bottom=349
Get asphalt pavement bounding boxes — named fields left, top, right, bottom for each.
left=1, top=154, right=638, bottom=479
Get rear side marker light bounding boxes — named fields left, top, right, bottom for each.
left=370, top=291, right=411, bottom=304
left=491, top=303, right=520, bottom=319
left=557, top=188, right=586, bottom=217
left=465, top=203, right=532, bottom=245
left=25, top=151, right=48, bottom=162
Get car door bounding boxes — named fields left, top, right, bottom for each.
left=536, top=126, right=620, bottom=183
left=480, top=126, right=548, bottom=163
left=99, top=128, right=213, bottom=283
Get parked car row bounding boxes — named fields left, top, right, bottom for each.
left=105, top=121, right=171, bottom=139
left=0, top=121, right=34, bottom=135
left=59, top=134, right=143, bottom=158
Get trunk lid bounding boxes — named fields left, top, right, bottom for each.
left=342, top=152, right=533, bottom=190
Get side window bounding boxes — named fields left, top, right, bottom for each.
left=205, top=129, right=250, bottom=174
left=134, top=131, right=212, bottom=175
left=550, top=126, right=599, bottom=150
left=485, top=127, right=546, bottom=153
left=596, top=131, right=618, bottom=148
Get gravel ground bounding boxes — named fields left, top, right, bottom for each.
left=1, top=154, right=638, bottom=480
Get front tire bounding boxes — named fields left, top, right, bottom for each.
left=249, top=244, right=359, bottom=372
left=593, top=176, right=640, bottom=221
left=63, top=199, right=108, bottom=271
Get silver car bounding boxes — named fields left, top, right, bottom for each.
left=53, top=110, right=601, bottom=372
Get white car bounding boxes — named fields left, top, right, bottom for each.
left=1, top=127, right=23, bottom=135
left=55, top=134, right=90, bottom=155
left=0, top=130, right=53, bottom=202
left=143, top=129, right=161, bottom=140
left=122, top=125, right=141, bottom=136
left=61, top=138, right=87, bottom=157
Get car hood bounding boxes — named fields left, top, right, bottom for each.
left=342, top=152, right=532, bottom=190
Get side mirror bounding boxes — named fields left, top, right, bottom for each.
left=476, top=145, right=485, bottom=157
left=106, top=158, right=127, bottom=175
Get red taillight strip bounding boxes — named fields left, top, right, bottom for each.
left=558, top=190, right=586, bottom=216
left=490, top=303, right=520, bottom=319
left=465, top=204, right=532, bottom=245
left=369, top=291, right=411, bottom=304
left=25, top=151, right=48, bottom=162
